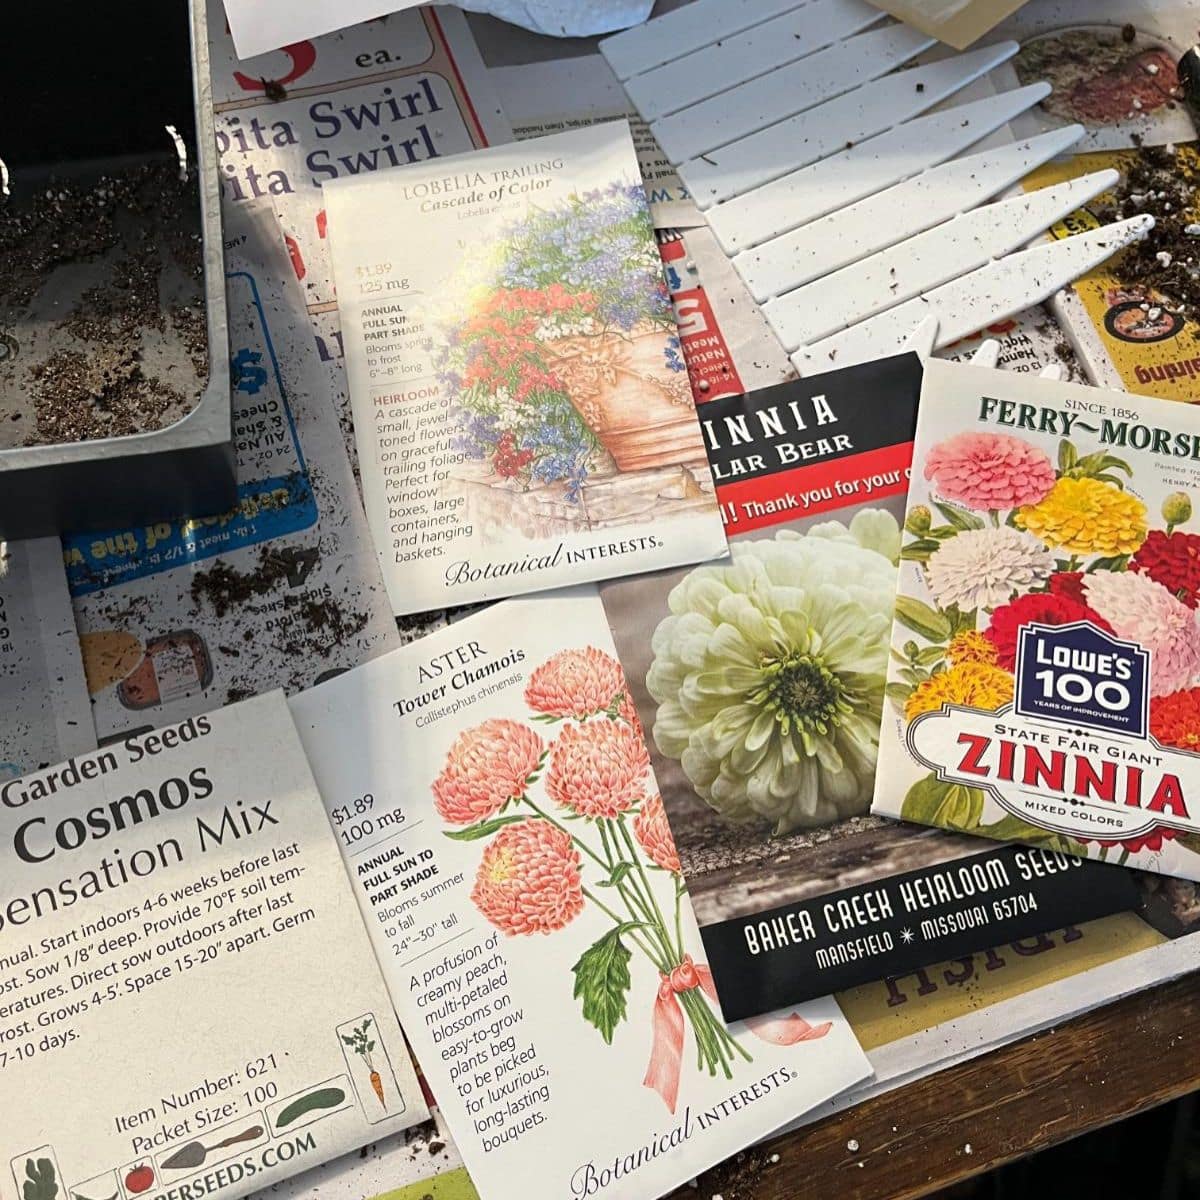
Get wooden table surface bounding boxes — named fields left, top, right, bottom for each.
left=681, top=969, right=1200, bottom=1200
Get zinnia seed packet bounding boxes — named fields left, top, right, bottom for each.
left=599, top=355, right=1139, bottom=1022
left=321, top=120, right=728, bottom=616
left=873, top=358, right=1200, bottom=883
left=289, top=590, right=870, bottom=1200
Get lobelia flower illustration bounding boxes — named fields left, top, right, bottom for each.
left=984, top=592, right=1113, bottom=672
left=633, top=793, right=681, bottom=873
left=925, top=526, right=1054, bottom=612
left=1130, top=529, right=1200, bottom=608
left=647, top=514, right=898, bottom=834
left=1082, top=571, right=1200, bottom=696
left=905, top=661, right=1014, bottom=722
left=432, top=719, right=545, bottom=825
left=923, top=431, right=1056, bottom=511
left=546, top=720, right=651, bottom=819
left=471, top=821, right=585, bottom=935
left=437, top=184, right=675, bottom=498
left=441, top=647, right=826, bottom=1114
left=1016, top=476, right=1148, bottom=556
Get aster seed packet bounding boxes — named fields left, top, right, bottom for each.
left=873, top=358, right=1200, bottom=882
left=599, top=355, right=1139, bottom=1022
left=289, top=589, right=870, bottom=1200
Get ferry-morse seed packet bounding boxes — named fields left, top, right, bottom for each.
left=599, top=356, right=1137, bottom=1022
left=873, top=358, right=1200, bottom=881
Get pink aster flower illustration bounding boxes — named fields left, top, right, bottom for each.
left=546, top=719, right=651, bottom=819
left=525, top=646, right=629, bottom=719
left=432, top=718, right=545, bottom=825
left=470, top=820, right=584, bottom=936
left=1082, top=571, right=1200, bottom=697
left=633, top=793, right=681, bottom=873
left=923, top=432, right=1056, bottom=511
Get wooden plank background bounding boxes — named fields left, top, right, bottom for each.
left=675, top=971, right=1200, bottom=1200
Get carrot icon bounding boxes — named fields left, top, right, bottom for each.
left=342, top=1018, right=385, bottom=1109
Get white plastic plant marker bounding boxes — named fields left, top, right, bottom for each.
left=624, top=0, right=883, bottom=122
left=971, top=339, right=1003, bottom=369
left=652, top=23, right=935, bottom=165
left=679, top=42, right=1020, bottom=210
left=601, top=0, right=809, bottom=81
left=903, top=314, right=940, bottom=363
left=734, top=125, right=1084, bottom=303
left=762, top=169, right=1119, bottom=349
left=792, top=215, right=1155, bottom=375
left=707, top=78, right=1046, bottom=255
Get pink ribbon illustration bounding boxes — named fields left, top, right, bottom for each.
left=643, top=955, right=833, bottom=1112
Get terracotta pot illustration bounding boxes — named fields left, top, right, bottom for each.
left=548, top=326, right=702, bottom=474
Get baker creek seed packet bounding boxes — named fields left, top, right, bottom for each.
left=874, top=357, right=1200, bottom=881
left=598, top=355, right=1138, bottom=1022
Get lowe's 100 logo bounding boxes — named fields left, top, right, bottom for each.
left=1015, top=620, right=1148, bottom=739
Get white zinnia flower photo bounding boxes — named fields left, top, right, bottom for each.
left=646, top=511, right=899, bottom=835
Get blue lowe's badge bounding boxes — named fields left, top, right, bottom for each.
left=1015, top=620, right=1148, bottom=738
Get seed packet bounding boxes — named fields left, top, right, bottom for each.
left=873, top=358, right=1200, bottom=881
left=0, top=692, right=427, bottom=1200
left=290, top=589, right=870, bottom=1200
left=321, top=121, right=727, bottom=615
left=599, top=355, right=1139, bottom=1021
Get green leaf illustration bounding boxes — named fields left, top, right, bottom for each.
left=902, top=775, right=985, bottom=831
left=24, top=1159, right=57, bottom=1200
left=981, top=815, right=1082, bottom=855
left=885, top=682, right=914, bottom=709
left=571, top=928, right=632, bottom=1045
left=444, top=815, right=529, bottom=841
left=933, top=501, right=985, bottom=532
left=900, top=538, right=943, bottom=562
left=1175, top=832, right=1200, bottom=858
left=1058, top=439, right=1078, bottom=474
left=893, top=595, right=952, bottom=642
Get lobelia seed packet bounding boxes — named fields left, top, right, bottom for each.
left=599, top=354, right=1140, bottom=1022
left=321, top=120, right=728, bottom=616
left=873, top=358, right=1200, bottom=881
left=289, top=588, right=870, bottom=1200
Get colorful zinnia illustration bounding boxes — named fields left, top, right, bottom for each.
left=1082, top=571, right=1200, bottom=697
left=925, top=526, right=1053, bottom=612
left=1016, top=476, right=1148, bottom=557
left=904, top=661, right=1015, bottom=722
left=923, top=431, right=1056, bottom=511
left=1130, top=529, right=1200, bottom=608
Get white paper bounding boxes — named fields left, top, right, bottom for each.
left=0, top=692, right=427, bottom=1200
left=0, top=539, right=94, bottom=775
left=323, top=121, right=728, bottom=615
left=224, top=0, right=652, bottom=63
left=65, top=205, right=399, bottom=741
left=290, top=586, right=871, bottom=1200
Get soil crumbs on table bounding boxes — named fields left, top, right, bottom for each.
left=0, top=159, right=208, bottom=447
left=1094, top=144, right=1200, bottom=324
